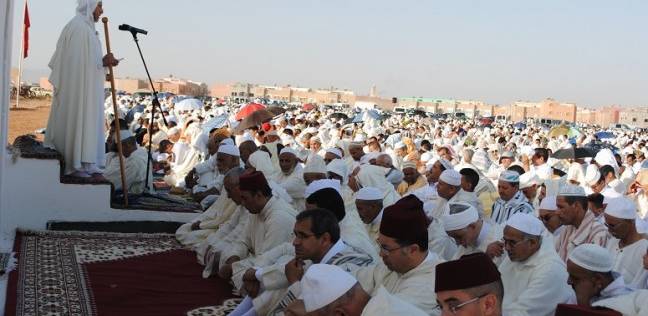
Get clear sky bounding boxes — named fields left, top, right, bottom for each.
left=11, top=0, right=648, bottom=107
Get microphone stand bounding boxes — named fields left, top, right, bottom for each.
left=125, top=30, right=168, bottom=192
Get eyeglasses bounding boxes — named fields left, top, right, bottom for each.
left=433, top=294, right=488, bottom=314
left=502, top=237, right=529, bottom=248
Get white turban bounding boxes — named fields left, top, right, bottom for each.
left=300, top=264, right=357, bottom=312
left=604, top=197, right=637, bottom=220
left=305, top=179, right=342, bottom=198
left=506, top=213, right=544, bottom=236
left=539, top=195, right=557, bottom=211
left=304, top=155, right=327, bottom=174
left=355, top=187, right=382, bottom=201
left=327, top=159, right=348, bottom=184
left=325, top=147, right=342, bottom=159
left=568, top=244, right=614, bottom=273
left=280, top=147, right=298, bottom=157
left=558, top=184, right=586, bottom=197
left=217, top=144, right=240, bottom=157
left=442, top=202, right=479, bottom=231
left=439, top=169, right=461, bottom=187
left=115, top=129, right=133, bottom=141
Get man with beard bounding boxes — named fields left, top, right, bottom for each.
left=276, top=147, right=306, bottom=211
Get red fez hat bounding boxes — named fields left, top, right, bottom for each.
left=435, top=253, right=501, bottom=292
left=379, top=195, right=428, bottom=245
left=262, top=122, right=272, bottom=132
left=555, top=304, right=621, bottom=316
left=239, top=171, right=270, bottom=192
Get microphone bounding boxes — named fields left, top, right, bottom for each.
left=118, top=24, right=148, bottom=35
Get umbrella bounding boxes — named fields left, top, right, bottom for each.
left=303, top=103, right=316, bottom=111
left=364, top=109, right=382, bottom=120
left=329, top=113, right=349, bottom=120
left=175, top=98, right=204, bottom=111
left=125, top=104, right=145, bottom=124
left=202, top=114, right=229, bottom=133
left=232, top=109, right=274, bottom=134
left=552, top=147, right=596, bottom=159
left=235, top=103, right=266, bottom=121
left=514, top=122, right=526, bottom=130
left=595, top=131, right=615, bottom=139
left=549, top=124, right=580, bottom=138
left=267, top=106, right=287, bottom=116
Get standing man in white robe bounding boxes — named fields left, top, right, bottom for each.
left=45, top=0, right=119, bottom=177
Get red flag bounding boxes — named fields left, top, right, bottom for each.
left=23, top=2, right=30, bottom=59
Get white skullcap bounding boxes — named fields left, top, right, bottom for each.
left=115, top=129, right=133, bottom=141
left=402, top=161, right=417, bottom=170
left=325, top=147, right=342, bottom=158
left=167, top=127, right=180, bottom=135
left=584, top=165, right=601, bottom=187
left=439, top=169, right=461, bottom=186
left=217, top=144, right=240, bottom=157
left=442, top=202, right=479, bottom=231
left=539, top=195, right=557, bottom=211
left=304, top=155, right=327, bottom=174
left=356, top=187, right=383, bottom=201
left=300, top=264, right=357, bottom=312
left=220, top=138, right=235, bottom=147
left=394, top=141, right=406, bottom=149
left=280, top=147, right=298, bottom=157
left=519, top=172, right=539, bottom=190
left=568, top=244, right=614, bottom=273
left=506, top=213, right=544, bottom=236
left=305, top=179, right=342, bottom=198
left=499, top=170, right=520, bottom=183
left=558, top=184, right=586, bottom=197
left=604, top=197, right=637, bottom=220
left=267, top=130, right=279, bottom=137
left=354, top=134, right=366, bottom=142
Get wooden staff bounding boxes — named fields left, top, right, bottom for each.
left=102, top=17, right=128, bottom=207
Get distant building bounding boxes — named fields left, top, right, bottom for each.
left=619, top=107, right=648, bottom=129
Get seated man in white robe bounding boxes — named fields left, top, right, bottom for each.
left=498, top=213, right=572, bottom=316
left=104, top=130, right=152, bottom=195
left=603, top=197, right=648, bottom=288
left=218, top=171, right=298, bottom=281
left=175, top=145, right=241, bottom=248
left=351, top=195, right=443, bottom=315
left=229, top=208, right=374, bottom=316
left=564, top=244, right=648, bottom=315
left=435, top=252, right=504, bottom=316
left=355, top=187, right=384, bottom=250
left=185, top=131, right=232, bottom=204
left=431, top=169, right=484, bottom=219
left=284, top=264, right=427, bottom=316
left=230, top=181, right=377, bottom=298
left=490, top=170, right=535, bottom=224
left=302, top=154, right=328, bottom=186
left=442, top=202, right=505, bottom=264
left=276, top=147, right=306, bottom=212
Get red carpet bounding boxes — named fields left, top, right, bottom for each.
left=86, top=249, right=235, bottom=316
left=5, top=230, right=237, bottom=316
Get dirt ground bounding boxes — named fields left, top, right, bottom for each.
left=7, top=98, right=51, bottom=144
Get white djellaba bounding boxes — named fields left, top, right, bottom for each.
left=44, top=0, right=106, bottom=175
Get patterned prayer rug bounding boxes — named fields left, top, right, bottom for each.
left=5, top=229, right=237, bottom=316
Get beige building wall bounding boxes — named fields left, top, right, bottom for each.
left=619, top=108, right=648, bottom=128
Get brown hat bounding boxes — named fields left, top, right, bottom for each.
left=379, top=195, right=428, bottom=245
left=435, top=253, right=501, bottom=292
left=239, top=171, right=270, bottom=192
left=554, top=304, right=621, bottom=316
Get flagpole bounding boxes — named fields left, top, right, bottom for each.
left=15, top=0, right=27, bottom=109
